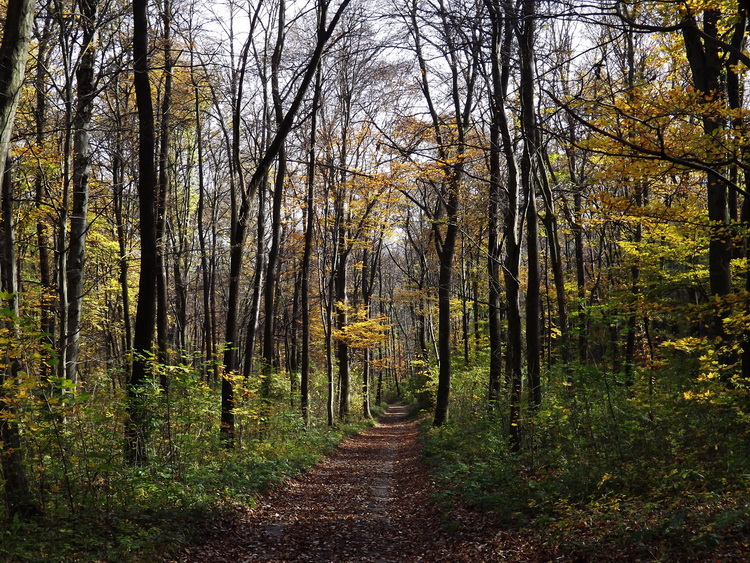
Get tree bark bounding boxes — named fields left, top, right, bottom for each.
left=127, top=0, right=159, bottom=464
left=682, top=10, right=733, bottom=321
left=519, top=0, right=541, bottom=408
left=262, top=0, right=288, bottom=397
left=155, top=0, right=174, bottom=373
left=65, top=0, right=98, bottom=384
left=0, top=0, right=39, bottom=517
left=300, top=63, right=322, bottom=423
left=484, top=0, right=509, bottom=405
left=33, top=10, right=56, bottom=384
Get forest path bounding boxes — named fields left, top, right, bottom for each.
left=180, top=405, right=505, bottom=562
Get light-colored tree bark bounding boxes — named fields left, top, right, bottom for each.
left=0, top=0, right=40, bottom=517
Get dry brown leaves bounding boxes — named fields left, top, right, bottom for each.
left=177, top=405, right=542, bottom=562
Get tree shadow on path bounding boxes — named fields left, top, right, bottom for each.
left=180, top=405, right=506, bottom=562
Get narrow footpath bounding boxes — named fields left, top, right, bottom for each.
left=180, top=405, right=512, bottom=562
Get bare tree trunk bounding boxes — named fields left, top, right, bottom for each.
left=112, top=140, right=132, bottom=360
left=335, top=200, right=350, bottom=418
left=262, top=0, right=288, bottom=397
left=484, top=0, right=510, bottom=407
left=127, top=0, right=159, bottom=464
left=0, top=0, right=39, bottom=516
left=486, top=0, right=523, bottom=451
left=154, top=0, right=174, bottom=379
left=682, top=11, right=732, bottom=328
left=65, top=0, right=98, bottom=383
left=33, top=10, right=56, bottom=384
left=243, top=184, right=265, bottom=379
left=525, top=192, right=541, bottom=407
left=300, top=62, right=322, bottom=423
left=460, top=236, right=470, bottom=367
left=519, top=0, right=541, bottom=409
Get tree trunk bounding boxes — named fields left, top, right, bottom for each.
left=112, top=139, right=132, bottom=362
left=335, top=215, right=350, bottom=418
left=127, top=0, right=159, bottom=464
left=525, top=191, right=541, bottom=407
left=33, top=11, right=56, bottom=384
left=682, top=11, right=733, bottom=325
left=300, top=63, right=322, bottom=423
left=65, top=0, right=98, bottom=384
left=484, top=0, right=509, bottom=405
left=261, top=0, right=287, bottom=398
left=155, top=0, right=174, bottom=374
left=192, top=49, right=214, bottom=380
left=460, top=237, right=470, bottom=367
left=519, top=0, right=541, bottom=408
left=0, top=0, right=38, bottom=517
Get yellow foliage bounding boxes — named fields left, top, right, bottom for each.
left=332, top=303, right=391, bottom=350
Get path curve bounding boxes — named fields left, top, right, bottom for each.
left=181, top=405, right=503, bottom=562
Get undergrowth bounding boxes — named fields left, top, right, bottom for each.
left=0, top=362, right=374, bottom=562
left=420, top=360, right=750, bottom=561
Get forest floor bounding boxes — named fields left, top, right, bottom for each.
left=171, top=405, right=750, bottom=562
left=176, top=404, right=544, bottom=562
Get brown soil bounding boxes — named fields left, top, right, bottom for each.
left=179, top=405, right=511, bottom=562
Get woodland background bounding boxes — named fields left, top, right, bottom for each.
left=0, top=0, right=748, bottom=559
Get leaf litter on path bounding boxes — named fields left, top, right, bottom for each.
left=177, top=405, right=524, bottom=562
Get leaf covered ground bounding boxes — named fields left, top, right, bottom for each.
left=175, top=405, right=749, bottom=562
left=177, top=405, right=521, bottom=561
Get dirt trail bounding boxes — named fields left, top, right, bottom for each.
left=182, top=405, right=504, bottom=562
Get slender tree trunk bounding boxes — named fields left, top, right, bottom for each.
left=262, top=154, right=284, bottom=395
left=360, top=242, right=381, bottom=419
left=460, top=237, right=470, bottom=367
left=525, top=191, right=541, bottom=407
left=113, top=143, right=132, bottom=360
left=193, top=69, right=215, bottom=378
left=324, top=243, right=336, bottom=426
left=261, top=0, right=287, bottom=398
left=726, top=9, right=750, bottom=380
left=485, top=2, right=505, bottom=403
left=0, top=0, right=39, bottom=517
left=34, top=12, right=56, bottom=383
left=335, top=212, right=350, bottom=418
left=485, top=0, right=517, bottom=419
left=493, top=0, right=523, bottom=451
left=573, top=191, right=586, bottom=362
left=65, top=0, right=98, bottom=384
left=155, top=0, right=174, bottom=375
left=433, top=211, right=458, bottom=427
left=127, top=0, right=159, bottom=464
left=221, top=10, right=256, bottom=446
left=243, top=184, right=265, bottom=379
left=300, top=63, right=322, bottom=423
left=519, top=0, right=541, bottom=408
left=288, top=269, right=300, bottom=401
left=56, top=21, right=72, bottom=383
left=536, top=161, right=569, bottom=364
